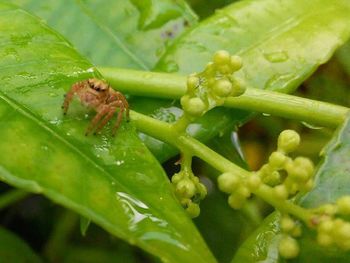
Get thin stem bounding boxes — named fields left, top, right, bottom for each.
left=130, top=110, right=314, bottom=224
left=100, top=67, right=349, bottom=128
left=0, top=189, right=29, bottom=210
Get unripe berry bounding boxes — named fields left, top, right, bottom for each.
left=247, top=174, right=261, bottom=191
left=228, top=193, right=245, bottom=209
left=231, top=77, right=246, bottom=97
left=289, top=166, right=309, bottom=181
left=319, top=219, right=334, bottom=233
left=236, top=186, right=251, bottom=198
left=269, top=151, right=287, bottom=169
left=176, top=179, right=196, bottom=198
left=274, top=185, right=289, bottom=200
left=291, top=225, right=302, bottom=237
left=217, top=172, right=240, bottom=194
left=186, top=202, right=200, bottom=218
left=281, top=216, right=295, bottom=232
left=278, top=236, right=300, bottom=259
left=187, top=75, right=199, bottom=93
left=294, top=157, right=314, bottom=177
left=277, top=130, right=300, bottom=153
left=212, top=79, right=232, bottom=97
left=213, top=50, right=231, bottom=65
left=183, top=97, right=206, bottom=117
left=230, top=55, right=243, bottom=71
left=317, top=233, right=333, bottom=247
left=337, top=196, right=350, bottom=215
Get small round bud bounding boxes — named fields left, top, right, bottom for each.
left=247, top=174, right=261, bottom=191
left=317, top=233, right=333, bottom=247
left=264, top=171, right=281, bottom=185
left=213, top=50, right=231, bottom=65
left=236, top=186, right=251, bottom=198
left=281, top=216, right=295, bottom=233
left=186, top=202, right=200, bottom=218
left=294, top=157, right=314, bottom=177
left=301, top=179, right=314, bottom=192
left=319, top=219, right=334, bottom=233
left=171, top=173, right=183, bottom=184
left=187, top=75, right=199, bottom=93
left=228, top=193, right=245, bottom=209
left=183, top=97, right=206, bottom=117
left=269, top=151, right=287, bottom=169
left=197, top=183, right=207, bottom=199
left=291, top=225, right=302, bottom=237
left=230, top=55, right=243, bottom=71
left=204, top=62, right=215, bottom=75
left=337, top=222, right=350, bottom=240
left=322, top=204, right=337, bottom=216
left=176, top=179, right=196, bottom=198
left=217, top=172, right=240, bottom=194
left=274, top=185, right=289, bottom=200
left=278, top=236, right=300, bottom=259
left=231, top=77, right=246, bottom=97
left=277, top=130, right=300, bottom=153
left=337, top=196, right=350, bottom=215
left=289, top=166, right=309, bottom=181
left=212, top=79, right=232, bottom=97
left=218, top=65, right=232, bottom=75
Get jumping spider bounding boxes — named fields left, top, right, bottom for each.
left=62, top=78, right=130, bottom=136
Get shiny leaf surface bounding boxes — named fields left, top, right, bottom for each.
left=0, top=3, right=215, bottom=263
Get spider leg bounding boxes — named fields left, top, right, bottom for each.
left=112, top=104, right=125, bottom=136
left=85, top=105, right=109, bottom=136
left=109, top=91, right=130, bottom=122
left=94, top=106, right=116, bottom=134
left=62, top=82, right=85, bottom=115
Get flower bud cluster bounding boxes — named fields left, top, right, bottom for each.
left=278, top=215, right=302, bottom=259
left=181, top=50, right=246, bottom=118
left=172, top=169, right=207, bottom=218
left=258, top=130, right=315, bottom=200
left=314, top=195, right=350, bottom=250
left=217, top=172, right=261, bottom=209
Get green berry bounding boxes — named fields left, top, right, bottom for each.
left=289, top=166, right=309, bottom=181
left=247, top=173, right=261, bottom=191
left=212, top=79, right=232, bottom=97
left=278, top=236, right=300, bottom=259
left=294, top=157, right=314, bottom=176
left=317, top=233, right=333, bottom=247
left=171, top=173, right=183, bottom=184
left=218, top=65, right=232, bottom=75
left=281, top=216, right=295, bottom=233
left=176, top=179, right=196, bottom=198
left=183, top=97, right=206, bottom=117
left=236, top=186, right=251, bottom=198
left=337, top=196, right=350, bottom=215
left=186, top=202, right=200, bottom=218
left=269, top=151, right=287, bottom=169
left=230, top=55, right=243, bottom=71
left=187, top=75, right=199, bottom=93
left=231, top=77, right=246, bottom=97
left=291, top=225, right=302, bottom=237
left=228, top=193, right=245, bottom=209
left=217, top=172, right=240, bottom=194
left=318, top=219, right=334, bottom=233
left=277, top=130, right=300, bottom=153
left=274, top=185, right=289, bottom=200
left=213, top=50, right=231, bottom=65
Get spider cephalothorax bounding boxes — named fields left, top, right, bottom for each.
left=62, top=78, right=129, bottom=136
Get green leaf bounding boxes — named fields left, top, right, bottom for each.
left=231, top=213, right=281, bottom=263
left=0, top=227, right=42, bottom=263
left=11, top=0, right=197, bottom=69
left=0, top=3, right=215, bottom=263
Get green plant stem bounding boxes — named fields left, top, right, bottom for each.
left=0, top=189, right=29, bottom=210
left=100, top=67, right=349, bottom=128
left=44, top=210, right=79, bottom=262
left=131, top=111, right=314, bottom=224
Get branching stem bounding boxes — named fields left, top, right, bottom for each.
left=100, top=67, right=349, bottom=128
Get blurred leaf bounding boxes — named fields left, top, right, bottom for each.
left=0, top=3, right=215, bottom=263
left=0, top=227, right=42, bottom=263
left=336, top=41, right=350, bottom=77
left=11, top=0, right=197, bottom=69
left=187, top=0, right=236, bottom=18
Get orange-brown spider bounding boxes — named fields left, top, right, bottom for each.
left=62, top=78, right=129, bottom=136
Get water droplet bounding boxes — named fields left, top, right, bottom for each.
left=66, top=132, right=71, bottom=136
left=264, top=51, right=289, bottom=63
left=49, top=92, right=58, bottom=97
left=301, top=121, right=323, bottom=130
left=115, top=160, right=125, bottom=166
left=262, top=113, right=271, bottom=117
left=265, top=73, right=296, bottom=90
